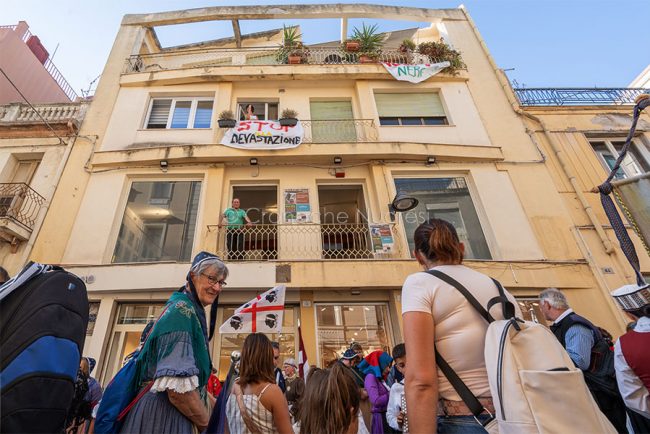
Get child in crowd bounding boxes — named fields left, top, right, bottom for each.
left=386, top=344, right=406, bottom=432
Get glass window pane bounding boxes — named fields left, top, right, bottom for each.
left=113, top=181, right=202, bottom=263
left=146, top=99, right=171, bottom=128
left=516, top=298, right=548, bottom=326
left=117, top=303, right=164, bottom=324
left=400, top=117, right=423, bottom=126
left=423, top=117, right=448, bottom=125
left=87, top=302, right=100, bottom=335
left=394, top=178, right=492, bottom=259
left=593, top=143, right=626, bottom=179
left=217, top=307, right=296, bottom=380
left=170, top=101, right=191, bottom=128
left=193, top=100, right=213, bottom=128
left=379, top=117, right=400, bottom=126
left=316, top=303, right=392, bottom=368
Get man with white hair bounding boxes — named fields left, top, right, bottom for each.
left=539, top=287, right=627, bottom=432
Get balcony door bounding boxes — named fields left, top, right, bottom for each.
left=309, top=100, right=356, bottom=143
left=318, top=185, right=371, bottom=259
left=0, top=159, right=40, bottom=221
left=228, top=186, right=278, bottom=260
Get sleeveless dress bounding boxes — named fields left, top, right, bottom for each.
left=226, top=383, right=277, bottom=434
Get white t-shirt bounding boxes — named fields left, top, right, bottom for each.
left=401, top=264, right=521, bottom=401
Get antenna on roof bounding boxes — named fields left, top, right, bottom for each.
left=82, top=74, right=101, bottom=99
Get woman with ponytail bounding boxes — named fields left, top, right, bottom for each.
left=298, top=364, right=361, bottom=434
left=401, top=219, right=520, bottom=433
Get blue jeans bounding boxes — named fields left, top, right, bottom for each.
left=436, top=415, right=491, bottom=433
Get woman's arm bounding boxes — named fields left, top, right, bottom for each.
left=403, top=311, right=438, bottom=433
left=262, top=385, right=293, bottom=434
left=168, top=389, right=210, bottom=431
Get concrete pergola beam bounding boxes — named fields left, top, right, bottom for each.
left=231, top=19, right=242, bottom=48
left=121, top=3, right=464, bottom=27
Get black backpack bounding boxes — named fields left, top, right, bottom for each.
left=0, top=262, right=88, bottom=433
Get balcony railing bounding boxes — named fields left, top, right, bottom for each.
left=514, top=88, right=649, bottom=106
left=0, top=183, right=45, bottom=232
left=0, top=102, right=87, bottom=124
left=301, top=119, right=378, bottom=143
left=210, top=223, right=396, bottom=261
left=124, top=46, right=435, bottom=73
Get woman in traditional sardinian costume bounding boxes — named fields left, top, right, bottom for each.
left=120, top=252, right=228, bottom=434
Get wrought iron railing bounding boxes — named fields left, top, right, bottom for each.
left=301, top=119, right=378, bottom=143
left=514, top=88, right=649, bottom=106
left=124, top=46, right=437, bottom=73
left=0, top=183, right=46, bottom=232
left=43, top=58, right=78, bottom=101
left=210, top=223, right=396, bottom=261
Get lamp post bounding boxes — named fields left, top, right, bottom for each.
left=389, top=191, right=418, bottom=221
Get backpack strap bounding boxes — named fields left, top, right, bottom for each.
left=487, top=278, right=516, bottom=320
left=435, top=349, right=488, bottom=419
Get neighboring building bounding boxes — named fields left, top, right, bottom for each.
left=0, top=21, right=77, bottom=104
left=29, top=4, right=645, bottom=383
left=0, top=100, right=88, bottom=274
left=630, top=64, right=650, bottom=88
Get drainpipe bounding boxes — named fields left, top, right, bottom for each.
left=458, top=7, right=614, bottom=255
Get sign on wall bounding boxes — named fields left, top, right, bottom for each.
left=284, top=189, right=311, bottom=223
left=221, top=120, right=304, bottom=150
left=370, top=224, right=394, bottom=253
left=381, top=61, right=451, bottom=83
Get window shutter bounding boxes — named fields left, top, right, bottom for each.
left=147, top=99, right=172, bottom=128
left=309, top=101, right=354, bottom=120
left=374, top=93, right=446, bottom=117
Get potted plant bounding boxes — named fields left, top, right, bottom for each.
left=416, top=39, right=466, bottom=74
left=279, top=108, right=298, bottom=127
left=343, top=39, right=360, bottom=52
left=399, top=38, right=416, bottom=53
left=276, top=25, right=307, bottom=64
left=351, top=23, right=384, bottom=62
left=218, top=110, right=236, bottom=128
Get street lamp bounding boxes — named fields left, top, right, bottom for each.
left=389, top=191, right=418, bottom=221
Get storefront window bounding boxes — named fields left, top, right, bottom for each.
left=87, top=302, right=100, bottom=335
left=516, top=298, right=548, bottom=326
left=315, top=303, right=393, bottom=368
left=394, top=177, right=491, bottom=260
left=217, top=307, right=297, bottom=381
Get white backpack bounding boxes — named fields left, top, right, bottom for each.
left=426, top=270, right=616, bottom=434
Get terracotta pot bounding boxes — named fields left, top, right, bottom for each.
left=288, top=55, right=302, bottom=64
left=359, top=55, right=377, bottom=64
left=345, top=41, right=360, bottom=52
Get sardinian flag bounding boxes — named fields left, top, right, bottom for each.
left=219, top=285, right=286, bottom=334
left=298, top=323, right=310, bottom=382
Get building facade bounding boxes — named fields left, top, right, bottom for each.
left=29, top=4, right=648, bottom=383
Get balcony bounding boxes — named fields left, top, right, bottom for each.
left=300, top=119, right=378, bottom=143
left=514, top=88, right=649, bottom=107
left=209, top=223, right=397, bottom=261
left=124, top=46, right=434, bottom=73
left=0, top=183, right=45, bottom=242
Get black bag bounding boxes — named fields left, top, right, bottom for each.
left=0, top=262, right=88, bottom=433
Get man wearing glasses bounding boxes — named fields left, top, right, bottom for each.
left=271, top=341, right=287, bottom=393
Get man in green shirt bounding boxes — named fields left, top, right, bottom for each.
left=219, top=198, right=252, bottom=259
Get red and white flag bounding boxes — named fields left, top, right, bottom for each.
left=298, top=323, right=310, bottom=382
left=219, top=285, right=286, bottom=334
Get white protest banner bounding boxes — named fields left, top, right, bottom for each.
left=381, top=61, right=451, bottom=83
left=219, top=285, right=286, bottom=334
left=220, top=120, right=304, bottom=150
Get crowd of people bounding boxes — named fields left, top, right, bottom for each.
left=20, top=216, right=646, bottom=433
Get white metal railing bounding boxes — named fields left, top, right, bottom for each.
left=0, top=102, right=87, bottom=123
left=209, top=223, right=397, bottom=261
left=43, top=58, right=78, bottom=101
left=124, top=46, right=434, bottom=73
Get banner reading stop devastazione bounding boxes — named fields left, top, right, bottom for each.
left=220, top=120, right=304, bottom=150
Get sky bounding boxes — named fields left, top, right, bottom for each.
left=3, top=0, right=649, bottom=97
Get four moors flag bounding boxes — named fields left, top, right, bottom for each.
left=219, top=285, right=286, bottom=334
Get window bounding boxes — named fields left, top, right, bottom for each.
left=145, top=98, right=214, bottom=129
left=315, top=303, right=393, bottom=368
left=86, top=302, right=100, bottom=335
left=309, top=100, right=357, bottom=143
left=374, top=92, right=448, bottom=126
left=237, top=101, right=278, bottom=121
left=394, top=177, right=491, bottom=259
left=113, top=181, right=201, bottom=263
left=217, top=306, right=297, bottom=380
left=516, top=298, right=548, bottom=326
left=591, top=138, right=650, bottom=179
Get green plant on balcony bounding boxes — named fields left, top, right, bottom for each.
left=275, top=25, right=308, bottom=64
left=416, top=39, right=466, bottom=74
left=279, top=108, right=299, bottom=126
left=218, top=110, right=236, bottom=128
left=350, top=23, right=384, bottom=62
left=399, top=38, right=416, bottom=53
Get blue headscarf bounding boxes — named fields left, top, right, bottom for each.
left=357, top=350, right=393, bottom=379
left=182, top=251, right=223, bottom=343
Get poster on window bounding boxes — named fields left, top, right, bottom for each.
left=220, top=120, right=304, bottom=150
left=381, top=61, right=451, bottom=83
left=284, top=189, right=311, bottom=223
left=370, top=224, right=394, bottom=253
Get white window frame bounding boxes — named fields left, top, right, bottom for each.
left=236, top=101, right=279, bottom=121
left=144, top=97, right=214, bottom=129
left=373, top=90, right=450, bottom=127
left=591, top=137, right=650, bottom=179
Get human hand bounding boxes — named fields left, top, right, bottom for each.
left=397, top=411, right=404, bottom=426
